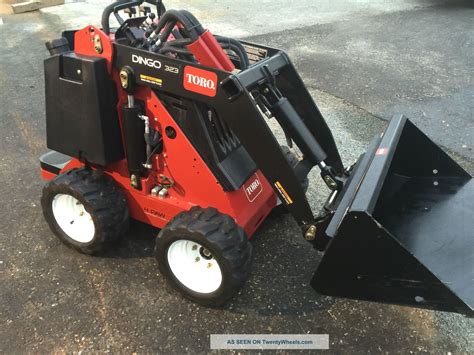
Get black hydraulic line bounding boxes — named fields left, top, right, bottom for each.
left=159, top=14, right=196, bottom=45
left=144, top=128, right=162, bottom=165
left=171, top=28, right=183, bottom=39
left=158, top=46, right=191, bottom=55
left=179, top=10, right=205, bottom=35
left=168, top=28, right=195, bottom=62
left=150, top=10, right=197, bottom=41
left=215, top=35, right=247, bottom=57
left=151, top=20, right=177, bottom=48
left=220, top=43, right=249, bottom=70
left=154, top=31, right=196, bottom=60
left=144, top=134, right=163, bottom=165
left=161, top=38, right=193, bottom=47
left=215, top=35, right=250, bottom=69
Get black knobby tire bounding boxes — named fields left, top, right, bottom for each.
left=155, top=207, right=253, bottom=307
left=41, top=168, right=129, bottom=255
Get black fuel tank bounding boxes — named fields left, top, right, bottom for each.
left=44, top=52, right=124, bottom=166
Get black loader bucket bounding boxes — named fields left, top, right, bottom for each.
left=312, top=115, right=473, bottom=316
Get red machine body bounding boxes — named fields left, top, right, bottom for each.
left=40, top=26, right=276, bottom=237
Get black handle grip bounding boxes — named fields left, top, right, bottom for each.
left=102, top=0, right=164, bottom=34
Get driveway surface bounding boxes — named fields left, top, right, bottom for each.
left=0, top=0, right=472, bottom=352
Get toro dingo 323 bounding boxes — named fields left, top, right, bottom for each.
left=39, top=0, right=473, bottom=314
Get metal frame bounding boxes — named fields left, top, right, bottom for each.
left=113, top=41, right=344, bottom=230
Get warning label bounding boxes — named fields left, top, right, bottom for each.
left=274, top=181, right=293, bottom=205
left=140, top=74, right=163, bottom=87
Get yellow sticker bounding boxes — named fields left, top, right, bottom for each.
left=140, top=74, right=163, bottom=87
left=274, top=181, right=293, bottom=205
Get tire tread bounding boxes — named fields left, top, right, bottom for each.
left=156, top=206, right=253, bottom=306
left=41, top=168, right=129, bottom=254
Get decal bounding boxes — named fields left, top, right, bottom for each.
left=132, top=54, right=162, bottom=69
left=183, top=66, right=218, bottom=97
left=140, top=74, right=163, bottom=87
left=244, top=174, right=263, bottom=202
left=164, top=64, right=180, bottom=74
left=274, top=181, right=293, bottom=205
left=376, top=148, right=389, bottom=156
left=144, top=207, right=166, bottom=219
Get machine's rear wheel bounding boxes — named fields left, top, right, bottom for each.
left=155, top=207, right=253, bottom=307
left=41, top=168, right=129, bottom=254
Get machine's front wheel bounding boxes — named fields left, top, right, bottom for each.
left=41, top=168, right=129, bottom=254
left=155, top=207, right=253, bottom=307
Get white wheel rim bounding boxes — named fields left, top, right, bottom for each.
left=51, top=194, right=95, bottom=244
left=167, top=240, right=223, bottom=294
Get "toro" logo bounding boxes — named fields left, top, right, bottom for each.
left=132, top=54, right=162, bottom=69
left=183, top=66, right=218, bottom=97
left=243, top=174, right=263, bottom=202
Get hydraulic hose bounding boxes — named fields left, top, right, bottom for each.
left=158, top=46, right=191, bottom=55
left=150, top=9, right=197, bottom=41
left=155, top=20, right=178, bottom=45
left=179, top=10, right=205, bottom=35
left=215, top=35, right=250, bottom=69
left=161, top=38, right=193, bottom=47
left=221, top=43, right=249, bottom=69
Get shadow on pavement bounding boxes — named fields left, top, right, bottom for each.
left=100, top=220, right=158, bottom=259
left=91, top=213, right=335, bottom=316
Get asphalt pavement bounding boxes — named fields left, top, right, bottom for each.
left=0, top=0, right=473, bottom=352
